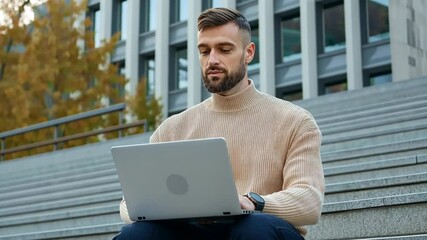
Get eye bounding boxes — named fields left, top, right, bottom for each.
left=199, top=49, right=210, bottom=55
left=220, top=49, right=231, bottom=53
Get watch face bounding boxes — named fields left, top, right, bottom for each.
left=250, top=192, right=265, bottom=203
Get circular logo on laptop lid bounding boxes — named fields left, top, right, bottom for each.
left=166, top=174, right=189, bottom=195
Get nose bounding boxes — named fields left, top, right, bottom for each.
left=207, top=50, right=220, bottom=65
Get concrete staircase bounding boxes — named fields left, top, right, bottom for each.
left=0, top=77, right=426, bottom=239
left=298, top=77, right=427, bottom=240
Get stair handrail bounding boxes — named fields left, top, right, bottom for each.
left=0, top=103, right=146, bottom=160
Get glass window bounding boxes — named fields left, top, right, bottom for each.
left=119, top=64, right=126, bottom=76
left=179, top=0, right=188, bottom=21
left=323, top=2, right=346, bottom=53
left=170, top=0, right=188, bottom=23
left=281, top=15, right=301, bottom=62
left=203, top=0, right=222, bottom=9
left=248, top=24, right=259, bottom=71
left=324, top=81, right=347, bottom=94
left=367, top=0, right=389, bottom=43
left=148, top=0, right=156, bottom=31
left=369, top=71, right=392, bottom=86
left=91, top=7, right=101, bottom=48
left=111, top=62, right=126, bottom=104
left=237, top=0, right=251, bottom=4
left=145, top=57, right=156, bottom=96
left=113, top=0, right=127, bottom=40
left=282, top=91, right=303, bottom=102
left=174, top=48, right=188, bottom=90
left=210, top=0, right=222, bottom=8
left=140, top=0, right=156, bottom=33
left=88, top=6, right=101, bottom=48
left=119, top=64, right=126, bottom=98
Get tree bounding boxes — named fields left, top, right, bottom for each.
left=127, top=78, right=163, bottom=132
left=0, top=0, right=161, bottom=159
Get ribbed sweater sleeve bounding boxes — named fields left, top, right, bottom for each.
left=119, top=81, right=324, bottom=236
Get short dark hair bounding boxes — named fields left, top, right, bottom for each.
left=197, top=8, right=251, bottom=36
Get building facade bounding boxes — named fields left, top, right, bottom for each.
left=84, top=0, right=426, bottom=117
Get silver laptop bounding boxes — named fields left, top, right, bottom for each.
left=111, top=137, right=253, bottom=222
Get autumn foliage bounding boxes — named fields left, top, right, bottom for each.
left=0, top=0, right=162, bottom=159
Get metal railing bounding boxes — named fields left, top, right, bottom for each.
left=0, top=103, right=146, bottom=161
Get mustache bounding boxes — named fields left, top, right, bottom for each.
left=205, top=66, right=227, bottom=73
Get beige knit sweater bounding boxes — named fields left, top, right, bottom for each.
left=119, top=81, right=324, bottom=236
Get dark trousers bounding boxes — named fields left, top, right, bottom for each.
left=113, top=213, right=304, bottom=240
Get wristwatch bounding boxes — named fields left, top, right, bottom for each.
left=244, top=192, right=265, bottom=211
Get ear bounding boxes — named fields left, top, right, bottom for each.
left=245, top=42, right=255, bottom=64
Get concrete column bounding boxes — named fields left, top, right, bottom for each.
left=344, top=0, right=363, bottom=90
left=155, top=0, right=170, bottom=118
left=187, top=0, right=202, bottom=107
left=125, top=0, right=140, bottom=96
left=390, top=0, right=427, bottom=81
left=300, top=0, right=318, bottom=99
left=258, top=0, right=275, bottom=95
left=100, top=0, right=112, bottom=41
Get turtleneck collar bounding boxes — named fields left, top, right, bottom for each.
left=204, top=80, right=263, bottom=112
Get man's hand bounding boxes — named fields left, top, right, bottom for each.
left=239, top=195, right=255, bottom=211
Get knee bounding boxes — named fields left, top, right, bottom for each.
left=113, top=222, right=175, bottom=239
left=230, top=214, right=303, bottom=240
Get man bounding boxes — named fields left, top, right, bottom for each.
left=114, top=7, right=324, bottom=239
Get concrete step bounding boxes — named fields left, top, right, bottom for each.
left=320, top=108, right=427, bottom=136
left=0, top=191, right=122, bottom=218
left=326, top=181, right=426, bottom=204
left=0, top=162, right=115, bottom=193
left=326, top=172, right=427, bottom=194
left=0, top=203, right=121, bottom=236
left=326, top=171, right=427, bottom=201
left=0, top=155, right=112, bottom=187
left=322, top=118, right=427, bottom=152
left=325, top=172, right=427, bottom=202
left=0, top=133, right=151, bottom=179
left=322, top=137, right=427, bottom=164
left=324, top=155, right=427, bottom=183
left=307, top=193, right=427, bottom=240
left=0, top=172, right=119, bottom=202
left=317, top=98, right=427, bottom=126
left=324, top=148, right=427, bottom=169
left=296, top=76, right=427, bottom=115
left=0, top=181, right=120, bottom=208
left=0, top=223, right=122, bottom=240
left=0, top=149, right=110, bottom=176
left=312, top=93, right=427, bottom=122
left=354, top=234, right=427, bottom=240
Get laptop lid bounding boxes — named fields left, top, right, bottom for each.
left=111, top=137, right=252, bottom=222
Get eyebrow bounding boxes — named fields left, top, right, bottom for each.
left=197, top=42, right=236, bottom=49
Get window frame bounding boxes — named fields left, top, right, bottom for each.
left=139, top=54, right=156, bottom=96
left=169, top=46, right=188, bottom=91
left=316, top=0, right=346, bottom=54
left=276, top=10, right=302, bottom=64
left=112, top=0, right=127, bottom=41
left=87, top=4, right=101, bottom=48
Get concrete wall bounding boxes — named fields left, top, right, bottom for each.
left=390, top=0, right=427, bottom=81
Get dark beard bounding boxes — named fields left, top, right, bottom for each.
left=202, top=57, right=246, bottom=94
